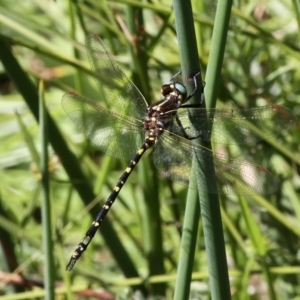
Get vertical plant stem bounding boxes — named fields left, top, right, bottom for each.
left=173, top=187, right=200, bottom=299
left=204, top=1, right=232, bottom=109
left=199, top=0, right=233, bottom=299
left=172, top=0, right=203, bottom=298
left=68, top=0, right=83, bottom=94
left=39, top=80, right=55, bottom=300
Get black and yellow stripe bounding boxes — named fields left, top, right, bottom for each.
left=66, top=139, right=153, bottom=271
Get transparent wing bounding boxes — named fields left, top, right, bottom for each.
left=86, top=33, right=148, bottom=118
left=62, top=91, right=144, bottom=160
left=153, top=131, right=277, bottom=195
left=175, top=105, right=297, bottom=144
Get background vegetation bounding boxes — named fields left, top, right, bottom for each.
left=0, top=0, right=299, bottom=299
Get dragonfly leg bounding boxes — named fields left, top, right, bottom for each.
left=174, top=115, right=190, bottom=139
left=169, top=70, right=182, bottom=81
left=185, top=71, right=203, bottom=101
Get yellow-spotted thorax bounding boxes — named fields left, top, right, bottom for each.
left=143, top=81, right=187, bottom=145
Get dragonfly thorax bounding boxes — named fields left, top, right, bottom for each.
left=143, top=82, right=187, bottom=144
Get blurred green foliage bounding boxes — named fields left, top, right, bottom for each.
left=0, top=0, right=299, bottom=299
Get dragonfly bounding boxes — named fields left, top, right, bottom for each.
left=62, top=33, right=297, bottom=270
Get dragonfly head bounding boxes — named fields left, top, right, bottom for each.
left=161, top=81, right=187, bottom=102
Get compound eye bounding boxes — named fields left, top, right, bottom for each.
left=174, top=83, right=187, bottom=98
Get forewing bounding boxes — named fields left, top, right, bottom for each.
left=86, top=34, right=148, bottom=118
left=62, top=91, right=144, bottom=160
left=176, top=105, right=297, bottom=144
